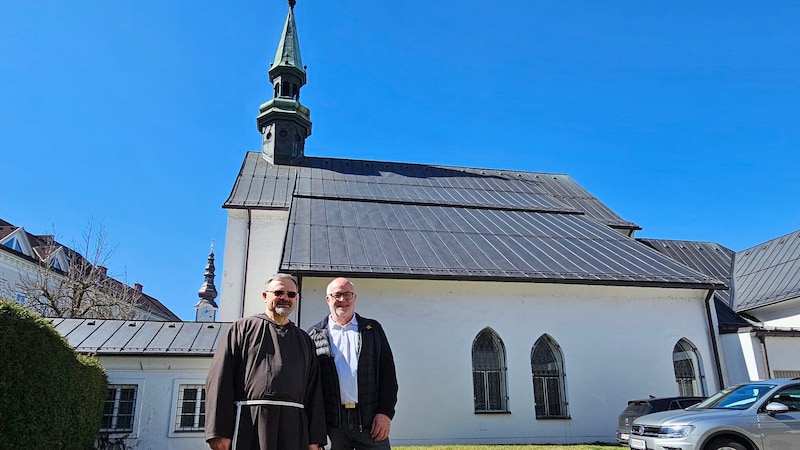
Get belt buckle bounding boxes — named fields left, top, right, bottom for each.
left=343, top=402, right=357, bottom=409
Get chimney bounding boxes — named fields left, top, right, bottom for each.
left=134, top=283, right=143, bottom=293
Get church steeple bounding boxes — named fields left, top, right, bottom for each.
left=194, top=243, right=219, bottom=322
left=257, top=0, right=312, bottom=165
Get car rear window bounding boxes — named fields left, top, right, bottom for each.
left=623, top=402, right=651, bottom=415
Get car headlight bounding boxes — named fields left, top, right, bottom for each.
left=658, top=425, right=695, bottom=438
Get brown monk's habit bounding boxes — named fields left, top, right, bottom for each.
left=205, top=314, right=326, bottom=449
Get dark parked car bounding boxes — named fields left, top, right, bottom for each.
left=616, top=396, right=705, bottom=444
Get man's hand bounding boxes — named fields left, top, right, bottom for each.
left=209, top=437, right=232, bottom=450
left=308, top=445, right=320, bottom=450
left=370, top=413, right=392, bottom=441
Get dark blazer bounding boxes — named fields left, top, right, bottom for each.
left=307, top=314, right=398, bottom=429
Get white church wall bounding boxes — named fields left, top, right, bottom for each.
left=719, top=333, right=753, bottom=385
left=219, top=209, right=289, bottom=321
left=295, top=277, right=717, bottom=445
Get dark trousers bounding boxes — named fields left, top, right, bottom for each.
left=327, top=405, right=391, bottom=450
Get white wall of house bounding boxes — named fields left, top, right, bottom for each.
left=0, top=247, right=36, bottom=302
left=762, top=335, right=800, bottom=377
left=219, top=209, right=289, bottom=322
left=98, top=355, right=212, bottom=450
left=278, top=277, right=719, bottom=445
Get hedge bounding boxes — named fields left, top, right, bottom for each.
left=0, top=300, right=108, bottom=449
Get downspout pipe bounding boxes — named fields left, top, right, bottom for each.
left=757, top=333, right=771, bottom=378
left=704, top=289, right=725, bottom=389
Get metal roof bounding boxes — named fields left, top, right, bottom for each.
left=733, top=229, right=800, bottom=312
left=224, top=154, right=640, bottom=230
left=49, top=318, right=231, bottom=356
left=225, top=153, right=726, bottom=288
left=638, top=238, right=748, bottom=330
left=638, top=238, right=733, bottom=305
left=281, top=197, right=723, bottom=287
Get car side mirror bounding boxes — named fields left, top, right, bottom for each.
left=765, top=401, right=789, bottom=416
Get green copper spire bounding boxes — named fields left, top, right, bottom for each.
left=258, top=0, right=311, bottom=165
left=270, top=0, right=304, bottom=76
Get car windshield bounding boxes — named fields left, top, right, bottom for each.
left=694, top=383, right=777, bottom=410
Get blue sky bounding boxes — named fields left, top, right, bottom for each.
left=2, top=1, right=798, bottom=320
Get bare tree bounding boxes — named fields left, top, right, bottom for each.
left=15, top=221, right=139, bottom=319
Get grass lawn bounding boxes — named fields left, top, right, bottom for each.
left=397, top=445, right=620, bottom=450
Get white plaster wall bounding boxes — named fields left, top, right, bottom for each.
left=98, top=356, right=212, bottom=450
left=746, top=299, right=800, bottom=327
left=295, top=277, right=718, bottom=445
left=719, top=333, right=752, bottom=385
left=763, top=335, right=800, bottom=376
left=737, top=332, right=766, bottom=381
left=219, top=209, right=289, bottom=321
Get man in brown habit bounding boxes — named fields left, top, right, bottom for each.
left=205, top=273, right=326, bottom=450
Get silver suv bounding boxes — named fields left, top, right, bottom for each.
left=628, top=378, right=800, bottom=450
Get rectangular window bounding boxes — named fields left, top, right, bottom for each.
left=101, top=385, right=137, bottom=433
left=175, top=384, right=206, bottom=432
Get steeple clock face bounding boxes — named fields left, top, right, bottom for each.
left=198, top=306, right=213, bottom=321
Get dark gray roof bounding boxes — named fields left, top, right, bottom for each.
left=49, top=318, right=230, bottom=356
left=225, top=154, right=640, bottom=231
left=637, top=238, right=747, bottom=331
left=733, top=229, right=800, bottom=312
left=638, top=238, right=734, bottom=305
left=282, top=196, right=723, bottom=287
left=225, top=153, right=724, bottom=288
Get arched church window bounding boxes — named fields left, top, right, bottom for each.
left=673, top=339, right=706, bottom=396
left=471, top=328, right=508, bottom=412
left=531, top=334, right=569, bottom=418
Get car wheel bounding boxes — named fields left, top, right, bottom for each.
left=705, top=438, right=747, bottom=450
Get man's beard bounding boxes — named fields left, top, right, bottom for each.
left=274, top=304, right=292, bottom=316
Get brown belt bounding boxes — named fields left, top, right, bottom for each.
left=343, top=402, right=357, bottom=409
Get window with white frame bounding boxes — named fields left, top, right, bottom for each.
left=673, top=338, right=705, bottom=396
left=175, top=384, right=206, bottom=432
left=531, top=334, right=569, bottom=419
left=471, top=328, right=508, bottom=412
left=101, top=385, right=137, bottom=433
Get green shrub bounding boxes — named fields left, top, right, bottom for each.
left=0, top=300, right=107, bottom=449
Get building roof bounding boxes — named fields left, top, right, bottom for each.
left=638, top=238, right=749, bottom=331
left=50, top=318, right=230, bottom=356
left=225, top=154, right=725, bottom=289
left=733, top=229, right=800, bottom=312
left=638, top=238, right=734, bottom=305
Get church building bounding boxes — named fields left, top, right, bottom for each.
left=218, top=1, right=728, bottom=444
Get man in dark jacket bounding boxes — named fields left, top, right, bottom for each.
left=307, top=278, right=398, bottom=450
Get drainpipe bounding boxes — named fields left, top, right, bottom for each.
left=704, top=289, right=725, bottom=389
left=757, top=333, right=771, bottom=379
left=240, top=209, right=252, bottom=318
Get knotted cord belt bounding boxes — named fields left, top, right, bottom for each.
left=232, top=399, right=305, bottom=449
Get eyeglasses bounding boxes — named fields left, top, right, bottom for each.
left=327, top=291, right=355, bottom=300
left=266, top=290, right=298, bottom=298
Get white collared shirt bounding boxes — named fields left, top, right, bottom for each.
left=328, top=315, right=360, bottom=404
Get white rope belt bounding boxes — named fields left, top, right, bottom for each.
left=232, top=400, right=304, bottom=449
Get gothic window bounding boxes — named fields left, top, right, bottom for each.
left=673, top=339, right=705, bottom=396
left=472, top=328, right=508, bottom=412
left=531, top=335, right=568, bottom=418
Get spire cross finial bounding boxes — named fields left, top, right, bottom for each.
left=288, top=0, right=296, bottom=10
